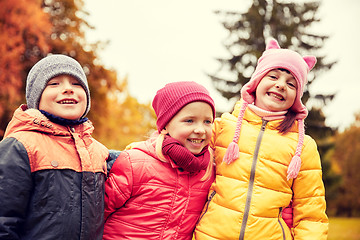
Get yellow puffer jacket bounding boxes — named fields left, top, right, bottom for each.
left=194, top=101, right=328, bottom=240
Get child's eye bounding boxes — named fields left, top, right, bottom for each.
left=287, top=82, right=297, bottom=89
left=268, top=75, right=277, bottom=80
left=204, top=120, right=213, bottom=125
left=185, top=119, right=193, bottom=123
left=47, top=81, right=59, bottom=86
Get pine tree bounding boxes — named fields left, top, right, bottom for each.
left=211, top=0, right=335, bottom=103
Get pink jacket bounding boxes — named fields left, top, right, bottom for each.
left=103, top=135, right=214, bottom=240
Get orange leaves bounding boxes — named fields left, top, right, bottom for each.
left=0, top=0, right=53, bottom=138
left=0, top=0, right=156, bottom=147
left=0, top=0, right=52, bottom=131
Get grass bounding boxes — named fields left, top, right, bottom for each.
left=328, top=217, right=360, bottom=240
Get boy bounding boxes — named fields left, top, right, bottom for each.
left=0, top=54, right=109, bottom=239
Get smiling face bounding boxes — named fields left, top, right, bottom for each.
left=165, top=101, right=214, bottom=155
left=39, top=75, right=87, bottom=120
left=254, top=69, right=298, bottom=112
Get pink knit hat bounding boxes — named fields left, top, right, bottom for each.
left=223, top=39, right=317, bottom=180
left=152, top=81, right=215, bottom=132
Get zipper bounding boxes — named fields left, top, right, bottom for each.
left=197, top=190, right=216, bottom=224
left=239, top=119, right=268, bottom=240
left=278, top=207, right=286, bottom=240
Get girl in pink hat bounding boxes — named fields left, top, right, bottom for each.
left=103, top=81, right=216, bottom=239
left=194, top=39, right=328, bottom=239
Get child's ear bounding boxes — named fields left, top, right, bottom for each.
left=303, top=56, right=317, bottom=70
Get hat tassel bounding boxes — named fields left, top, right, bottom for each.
left=287, top=155, right=301, bottom=180
left=287, top=119, right=305, bottom=180
left=223, top=102, right=248, bottom=164
left=223, top=141, right=240, bottom=164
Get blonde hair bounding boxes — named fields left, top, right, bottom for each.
left=155, top=130, right=213, bottom=181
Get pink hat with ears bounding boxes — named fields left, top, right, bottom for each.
left=223, top=38, right=317, bottom=180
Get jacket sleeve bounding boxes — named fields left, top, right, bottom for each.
left=292, top=137, right=328, bottom=240
left=0, top=137, right=32, bottom=240
left=104, top=151, right=133, bottom=221
left=106, top=149, right=122, bottom=175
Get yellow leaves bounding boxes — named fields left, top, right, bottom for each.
left=91, top=78, right=156, bottom=150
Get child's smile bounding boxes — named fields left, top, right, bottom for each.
left=267, top=91, right=284, bottom=101
left=58, top=99, right=78, bottom=104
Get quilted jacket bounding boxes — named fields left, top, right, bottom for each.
left=103, top=133, right=214, bottom=240
left=0, top=105, right=109, bottom=240
left=194, top=100, right=328, bottom=240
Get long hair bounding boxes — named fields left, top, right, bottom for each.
left=273, top=68, right=301, bottom=134
left=277, top=109, right=297, bottom=134
left=155, top=130, right=213, bottom=181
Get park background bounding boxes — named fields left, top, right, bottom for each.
left=0, top=0, right=359, bottom=239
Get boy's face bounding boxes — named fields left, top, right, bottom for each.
left=39, top=75, right=87, bottom=120
left=254, top=69, right=298, bottom=112
left=165, top=101, right=213, bottom=155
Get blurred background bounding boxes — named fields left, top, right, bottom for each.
left=0, top=0, right=359, bottom=239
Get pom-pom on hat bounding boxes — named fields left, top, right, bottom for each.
left=223, top=38, right=317, bottom=180
left=26, top=54, right=90, bottom=118
left=152, top=81, right=215, bottom=132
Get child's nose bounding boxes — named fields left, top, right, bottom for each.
left=194, top=124, right=206, bottom=134
left=62, top=83, right=74, bottom=93
left=275, top=80, right=286, bottom=90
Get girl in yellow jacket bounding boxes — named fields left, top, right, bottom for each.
left=194, top=38, right=328, bottom=240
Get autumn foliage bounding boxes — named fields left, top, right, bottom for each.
left=0, top=0, right=155, bottom=149
left=0, top=0, right=51, bottom=136
left=332, top=113, right=360, bottom=217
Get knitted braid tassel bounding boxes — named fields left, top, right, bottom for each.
left=223, top=102, right=248, bottom=164
left=287, top=119, right=305, bottom=180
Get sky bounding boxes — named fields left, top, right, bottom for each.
left=84, top=0, right=360, bottom=131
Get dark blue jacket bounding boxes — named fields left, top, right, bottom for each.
left=0, top=106, right=110, bottom=240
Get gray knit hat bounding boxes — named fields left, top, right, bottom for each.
left=26, top=54, right=90, bottom=117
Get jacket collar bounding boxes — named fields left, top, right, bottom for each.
left=4, top=104, right=93, bottom=138
left=232, top=100, right=298, bottom=133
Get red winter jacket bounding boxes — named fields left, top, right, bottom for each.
left=103, top=134, right=214, bottom=240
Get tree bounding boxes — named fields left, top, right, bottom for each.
left=0, top=0, right=156, bottom=149
left=210, top=0, right=335, bottom=100
left=96, top=77, right=156, bottom=149
left=332, top=113, right=360, bottom=217
left=210, top=0, right=336, bottom=133
left=42, top=0, right=156, bottom=149
left=0, top=0, right=51, bottom=136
